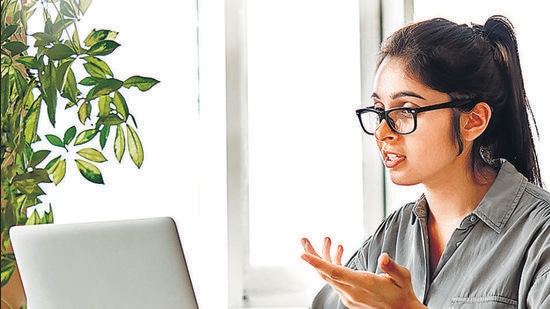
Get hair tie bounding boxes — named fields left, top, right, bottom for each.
left=471, top=24, right=486, bottom=37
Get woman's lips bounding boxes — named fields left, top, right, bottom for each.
left=383, top=152, right=405, bottom=168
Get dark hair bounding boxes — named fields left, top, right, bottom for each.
left=377, top=15, right=542, bottom=187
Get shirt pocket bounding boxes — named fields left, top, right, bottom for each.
left=450, top=296, right=518, bottom=308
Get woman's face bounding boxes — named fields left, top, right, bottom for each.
left=372, top=57, right=465, bottom=187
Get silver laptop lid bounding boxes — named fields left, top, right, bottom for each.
left=10, top=217, right=199, bottom=309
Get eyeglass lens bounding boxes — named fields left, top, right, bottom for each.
left=360, top=109, right=415, bottom=134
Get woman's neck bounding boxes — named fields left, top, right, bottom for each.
left=424, top=164, right=497, bottom=273
left=424, top=165, right=497, bottom=222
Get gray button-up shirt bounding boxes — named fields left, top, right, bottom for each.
left=312, top=161, right=550, bottom=308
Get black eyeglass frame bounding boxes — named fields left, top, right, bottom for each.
left=355, top=99, right=476, bottom=135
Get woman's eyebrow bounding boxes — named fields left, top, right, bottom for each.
left=371, top=91, right=426, bottom=100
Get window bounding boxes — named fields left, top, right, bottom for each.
left=227, top=0, right=386, bottom=307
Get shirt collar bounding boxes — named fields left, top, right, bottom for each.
left=412, top=160, right=527, bottom=233
left=472, top=160, right=527, bottom=233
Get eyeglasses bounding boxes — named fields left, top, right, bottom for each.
left=355, top=99, right=475, bottom=135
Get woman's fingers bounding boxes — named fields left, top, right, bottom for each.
left=302, top=237, right=343, bottom=264
left=322, top=237, right=333, bottom=262
left=335, top=244, right=344, bottom=266
left=301, top=238, right=320, bottom=257
left=378, top=252, right=412, bottom=288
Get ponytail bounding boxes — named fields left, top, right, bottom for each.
left=481, top=15, right=541, bottom=186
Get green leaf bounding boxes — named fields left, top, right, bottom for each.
left=45, top=134, right=65, bottom=148
left=39, top=60, right=58, bottom=127
left=79, top=76, right=99, bottom=86
left=83, top=29, right=118, bottom=47
left=1, top=68, right=7, bottom=115
left=78, top=101, right=91, bottom=124
left=29, top=150, right=51, bottom=167
left=26, top=207, right=54, bottom=224
left=32, top=32, right=56, bottom=47
left=60, top=1, right=77, bottom=18
left=1, top=24, right=18, bottom=41
left=52, top=160, right=66, bottom=185
left=77, top=148, right=107, bottom=162
left=86, top=78, right=123, bottom=100
left=71, top=27, right=84, bottom=54
left=63, top=126, right=77, bottom=144
left=50, top=18, right=75, bottom=40
left=78, top=0, right=93, bottom=14
left=83, top=56, right=113, bottom=77
left=114, top=125, right=125, bottom=162
left=23, top=195, right=42, bottom=208
left=24, top=96, right=41, bottom=144
left=61, top=68, right=80, bottom=103
left=74, top=129, right=97, bottom=145
left=83, top=62, right=106, bottom=79
left=16, top=56, right=41, bottom=69
left=45, top=44, right=75, bottom=60
left=14, top=68, right=29, bottom=99
left=87, top=40, right=120, bottom=56
left=13, top=169, right=52, bottom=184
left=24, top=144, right=33, bottom=164
left=4, top=41, right=29, bottom=55
left=56, top=59, right=74, bottom=91
left=45, top=204, right=54, bottom=223
left=46, top=156, right=66, bottom=185
left=75, top=159, right=104, bottom=184
left=123, top=76, right=160, bottom=91
left=26, top=210, right=40, bottom=225
left=100, top=125, right=110, bottom=149
left=97, top=114, right=123, bottom=126
left=113, top=91, right=128, bottom=120
left=97, top=95, right=111, bottom=117
left=126, top=125, right=144, bottom=168
left=45, top=155, right=60, bottom=170
left=12, top=175, right=47, bottom=195
left=1, top=264, right=16, bottom=287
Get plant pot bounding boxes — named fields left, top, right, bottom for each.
left=1, top=263, right=26, bottom=309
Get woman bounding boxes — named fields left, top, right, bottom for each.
left=301, top=15, right=549, bottom=308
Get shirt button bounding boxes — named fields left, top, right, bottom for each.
left=469, top=216, right=477, bottom=223
left=456, top=241, right=462, bottom=247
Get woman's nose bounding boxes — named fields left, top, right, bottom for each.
left=374, top=119, right=396, bottom=141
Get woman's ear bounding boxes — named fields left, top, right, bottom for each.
left=461, top=102, right=492, bottom=141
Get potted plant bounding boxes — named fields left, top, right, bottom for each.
left=1, top=0, right=159, bottom=307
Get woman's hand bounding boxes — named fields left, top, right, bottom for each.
left=301, top=237, right=427, bottom=309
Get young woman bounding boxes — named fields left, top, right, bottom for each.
left=301, top=15, right=549, bottom=308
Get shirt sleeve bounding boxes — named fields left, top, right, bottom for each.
left=527, top=268, right=549, bottom=308
left=526, top=223, right=550, bottom=309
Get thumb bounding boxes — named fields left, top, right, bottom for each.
left=378, top=253, right=411, bottom=288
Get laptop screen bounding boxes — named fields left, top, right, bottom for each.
left=10, top=217, right=199, bottom=309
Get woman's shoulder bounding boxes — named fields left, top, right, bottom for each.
left=524, top=181, right=550, bottom=206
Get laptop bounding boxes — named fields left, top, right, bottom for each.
left=10, top=216, right=199, bottom=309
